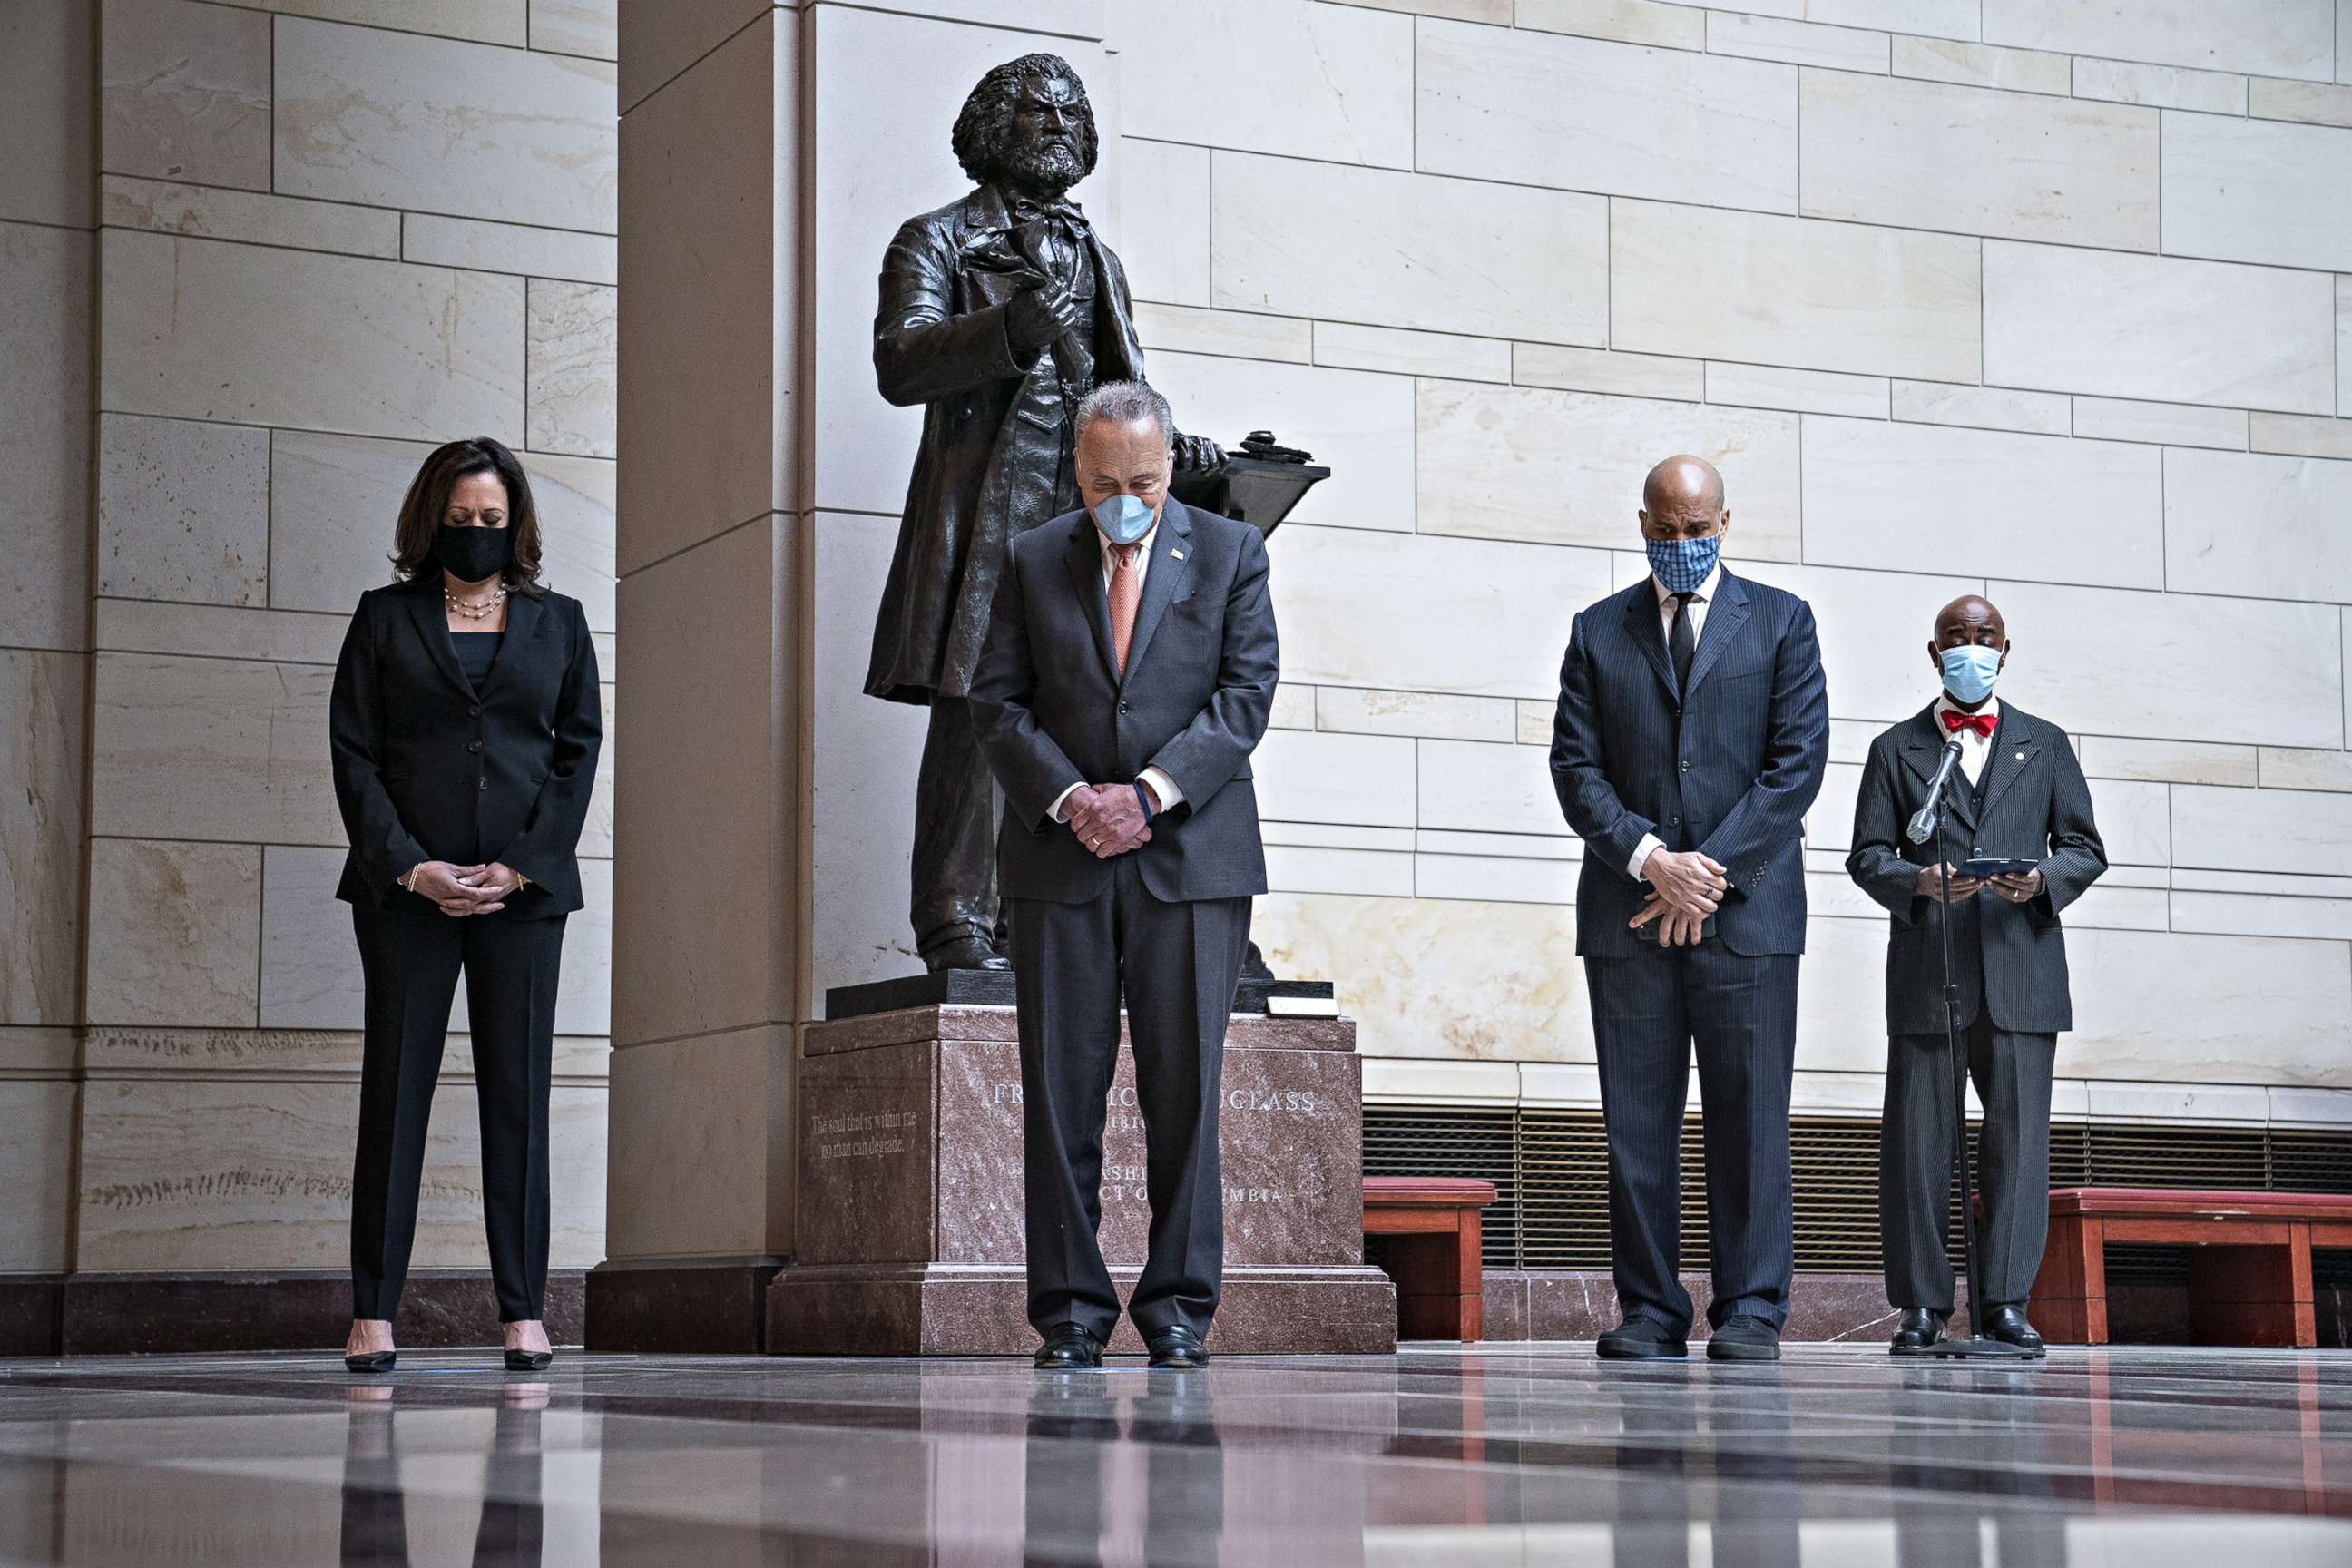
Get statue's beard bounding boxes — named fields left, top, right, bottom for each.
left=999, top=140, right=1087, bottom=198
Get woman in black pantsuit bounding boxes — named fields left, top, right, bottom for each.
left=328, top=436, right=602, bottom=1373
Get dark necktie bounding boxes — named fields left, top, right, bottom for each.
left=1670, top=592, right=1698, bottom=691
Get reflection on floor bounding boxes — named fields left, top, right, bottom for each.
left=0, top=1346, right=2347, bottom=1564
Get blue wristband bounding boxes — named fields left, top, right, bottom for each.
left=1134, top=781, right=1154, bottom=820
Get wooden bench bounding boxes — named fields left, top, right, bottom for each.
left=1363, top=1177, right=1497, bottom=1342
left=2032, top=1186, right=2352, bottom=1348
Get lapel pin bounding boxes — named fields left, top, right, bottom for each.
left=1171, top=549, right=1185, bottom=562
left=2014, top=751, right=2024, bottom=760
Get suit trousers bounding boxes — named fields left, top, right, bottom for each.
left=1008, top=852, right=1251, bottom=1342
left=1586, top=944, right=1799, bottom=1335
left=1882, top=1012, right=2055, bottom=1313
left=349, top=895, right=564, bottom=1322
left=912, top=694, right=1004, bottom=956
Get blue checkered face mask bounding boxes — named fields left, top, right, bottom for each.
left=1645, top=533, right=1720, bottom=594
left=1092, top=493, right=1156, bottom=547
left=1940, top=644, right=2003, bottom=705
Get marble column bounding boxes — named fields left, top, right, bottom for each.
left=593, top=0, right=1120, bottom=1348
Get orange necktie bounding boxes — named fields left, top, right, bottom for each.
left=1109, top=544, right=1143, bottom=673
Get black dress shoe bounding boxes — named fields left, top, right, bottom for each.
left=1033, top=1324, right=1104, bottom=1369
left=1595, top=1318, right=1688, bottom=1359
left=1889, top=1308, right=1947, bottom=1355
left=1984, top=1306, right=2046, bottom=1357
left=343, top=1351, right=397, bottom=1374
left=504, top=1349, right=554, bottom=1371
left=1146, top=1326, right=1209, bottom=1370
left=1706, top=1315, right=1782, bottom=1361
left=925, top=936, right=1012, bottom=972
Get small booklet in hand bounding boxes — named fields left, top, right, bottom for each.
left=1957, top=857, right=2038, bottom=880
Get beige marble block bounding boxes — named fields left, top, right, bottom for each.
left=274, top=15, right=617, bottom=232
left=1253, top=730, right=1417, bottom=828
left=1417, top=379, right=1801, bottom=557
left=2163, top=446, right=2352, bottom=604
left=1801, top=72, right=2158, bottom=251
left=91, top=652, right=340, bottom=846
left=620, top=0, right=765, bottom=110
left=401, top=212, right=616, bottom=284
left=1151, top=351, right=1415, bottom=532
left=73, top=1076, right=607, bottom=1269
left=96, top=413, right=270, bottom=606
left=527, top=279, right=618, bottom=458
left=1316, top=688, right=1516, bottom=743
left=2072, top=396, right=2248, bottom=450
left=1992, top=580, right=2344, bottom=748
left=1705, top=361, right=1887, bottom=418
left=1983, top=240, right=2336, bottom=413
left=1120, top=0, right=1411, bottom=168
left=1889, top=379, right=2070, bottom=436
left=1344, top=0, right=1510, bottom=19
left=2249, top=74, right=2352, bottom=126
left=85, top=838, right=261, bottom=1028
left=1313, top=321, right=1510, bottom=383
left=2163, top=113, right=2352, bottom=273
left=532, top=0, right=615, bottom=58
left=1518, top=699, right=1555, bottom=747
left=1, top=221, right=93, bottom=654
left=2071, top=55, right=2248, bottom=113
left=606, top=1027, right=789, bottom=1259
left=2076, top=735, right=2259, bottom=786
left=1420, top=738, right=1567, bottom=838
left=2251, top=412, right=2352, bottom=458
left=2170, top=890, right=2352, bottom=943
left=1892, top=36, right=2071, bottom=96
left=102, top=0, right=270, bottom=190
left=1418, top=18, right=1798, bottom=212
left=1133, top=303, right=1312, bottom=365
left=2175, top=782, right=2352, bottom=877
left=617, top=9, right=786, bottom=569
left=1116, top=138, right=1210, bottom=307
left=0, top=1083, right=75, bottom=1269
left=1212, top=151, right=1607, bottom=345
left=0, top=651, right=88, bottom=1030
left=1516, top=0, right=1705, bottom=51
left=1707, top=11, right=1888, bottom=73
left=1269, top=845, right=1416, bottom=899
left=2260, top=747, right=2352, bottom=790
left=2063, top=929, right=2352, bottom=1086
left=1255, top=892, right=1593, bottom=1063
left=101, top=175, right=400, bottom=259
left=0, top=0, right=96, bottom=228
left=94, top=600, right=347, bottom=665
left=102, top=230, right=526, bottom=439
left=1984, top=0, right=2335, bottom=82
left=79, top=1024, right=607, bottom=1083
left=1268, top=526, right=1612, bottom=701
left=1706, top=0, right=1980, bottom=33
left=1514, top=342, right=1704, bottom=402
left=1270, top=683, right=1317, bottom=731
left=245, top=0, right=528, bottom=46
left=267, top=430, right=615, bottom=632
left=1612, top=202, right=1981, bottom=382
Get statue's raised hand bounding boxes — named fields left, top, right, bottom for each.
left=1006, top=279, right=1085, bottom=355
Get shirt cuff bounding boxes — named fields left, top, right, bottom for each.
left=1138, top=766, right=1183, bottom=813
left=1628, top=834, right=1664, bottom=881
left=1048, top=781, right=1087, bottom=823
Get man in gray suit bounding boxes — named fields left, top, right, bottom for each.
left=969, top=379, right=1278, bottom=1372
left=1847, top=594, right=2106, bottom=1355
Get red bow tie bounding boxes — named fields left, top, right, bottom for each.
left=1941, top=710, right=1996, bottom=739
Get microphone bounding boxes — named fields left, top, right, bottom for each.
left=1906, top=740, right=1965, bottom=845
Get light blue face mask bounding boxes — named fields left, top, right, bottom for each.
left=1092, top=492, right=1156, bottom=547
left=1940, top=644, right=2003, bottom=705
left=1645, top=533, right=1720, bottom=595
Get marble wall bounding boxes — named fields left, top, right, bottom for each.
left=0, top=0, right=621, bottom=1279
left=1104, top=0, right=2352, bottom=1133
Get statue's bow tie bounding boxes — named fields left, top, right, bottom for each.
left=1011, top=199, right=1087, bottom=230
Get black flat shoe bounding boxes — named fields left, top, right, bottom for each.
left=924, top=935, right=1011, bottom=972
left=1706, top=1315, right=1782, bottom=1361
left=1984, top=1306, right=2046, bottom=1357
left=1033, top=1323, right=1104, bottom=1369
left=1889, top=1307, right=1948, bottom=1356
left=1595, top=1318, right=1689, bottom=1360
left=504, top=1348, right=554, bottom=1371
left=344, top=1351, right=397, bottom=1374
left=1145, top=1325, right=1209, bottom=1370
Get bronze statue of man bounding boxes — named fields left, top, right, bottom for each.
left=867, top=53, right=1223, bottom=972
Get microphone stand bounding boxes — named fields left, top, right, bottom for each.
left=1914, top=754, right=2040, bottom=1362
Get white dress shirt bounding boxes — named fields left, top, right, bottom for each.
left=1935, top=692, right=2002, bottom=786
left=1628, top=561, right=1723, bottom=880
left=1047, top=518, right=1187, bottom=825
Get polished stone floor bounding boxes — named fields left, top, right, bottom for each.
left=0, top=1345, right=2346, bottom=1564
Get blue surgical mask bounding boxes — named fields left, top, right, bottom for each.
left=1940, top=644, right=2003, bottom=706
left=1092, top=492, right=1156, bottom=546
left=1645, top=534, right=1720, bottom=595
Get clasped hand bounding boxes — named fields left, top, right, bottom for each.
left=1629, top=848, right=1728, bottom=948
left=1066, top=784, right=1153, bottom=860
left=407, top=859, right=524, bottom=917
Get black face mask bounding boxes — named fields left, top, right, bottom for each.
left=434, top=524, right=512, bottom=583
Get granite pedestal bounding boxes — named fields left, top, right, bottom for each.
left=767, top=1000, right=1396, bottom=1356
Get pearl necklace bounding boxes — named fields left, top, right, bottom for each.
left=446, top=584, right=508, bottom=622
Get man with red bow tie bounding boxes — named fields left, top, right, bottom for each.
left=1846, top=595, right=2107, bottom=1356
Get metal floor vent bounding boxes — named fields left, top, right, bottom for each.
left=1363, top=1105, right=2352, bottom=1274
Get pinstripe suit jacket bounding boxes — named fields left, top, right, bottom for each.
left=1550, top=570, right=1830, bottom=958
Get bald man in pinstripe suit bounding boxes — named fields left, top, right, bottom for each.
left=1550, top=456, right=1830, bottom=1362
